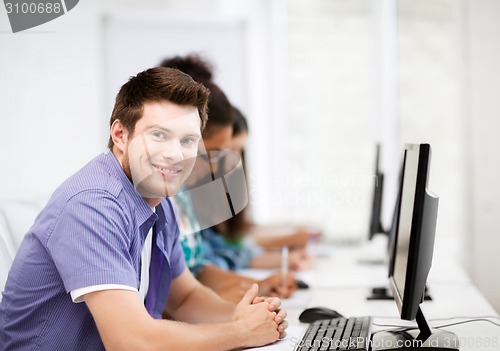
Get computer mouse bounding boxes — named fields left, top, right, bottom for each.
left=298, top=307, right=344, bottom=323
left=295, top=279, right=309, bottom=289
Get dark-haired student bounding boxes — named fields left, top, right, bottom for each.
left=159, top=54, right=297, bottom=303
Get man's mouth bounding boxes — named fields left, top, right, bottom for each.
left=152, top=164, right=182, bottom=177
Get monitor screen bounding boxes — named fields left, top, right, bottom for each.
left=389, top=143, right=439, bottom=321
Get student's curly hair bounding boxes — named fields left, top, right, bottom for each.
left=159, top=54, right=214, bottom=85
left=159, top=54, right=234, bottom=138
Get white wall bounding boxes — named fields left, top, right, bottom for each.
left=283, top=0, right=377, bottom=240
left=397, top=0, right=464, bottom=243
left=461, top=0, right=500, bottom=313
left=0, top=0, right=107, bottom=199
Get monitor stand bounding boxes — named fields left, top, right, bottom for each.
left=367, top=285, right=432, bottom=301
left=371, top=308, right=459, bottom=350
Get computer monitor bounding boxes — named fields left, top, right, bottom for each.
left=390, top=143, right=436, bottom=320
left=372, top=143, right=459, bottom=350
left=358, top=144, right=393, bottom=266
left=368, top=148, right=432, bottom=301
left=368, top=144, right=388, bottom=240
left=367, top=166, right=402, bottom=300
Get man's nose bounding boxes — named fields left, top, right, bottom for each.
left=161, top=140, right=184, bottom=163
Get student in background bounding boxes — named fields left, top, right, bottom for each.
left=159, top=54, right=297, bottom=303
left=0, top=67, right=287, bottom=350
left=201, top=108, right=316, bottom=272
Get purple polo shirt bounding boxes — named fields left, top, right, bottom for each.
left=0, top=152, right=185, bottom=350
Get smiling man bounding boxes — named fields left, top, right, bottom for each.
left=123, top=101, right=201, bottom=201
left=0, top=67, right=287, bottom=351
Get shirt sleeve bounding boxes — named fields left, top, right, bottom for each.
left=71, top=284, right=138, bottom=303
left=46, top=190, right=138, bottom=294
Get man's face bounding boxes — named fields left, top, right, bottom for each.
left=122, top=101, right=201, bottom=200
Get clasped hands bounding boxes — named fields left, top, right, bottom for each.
left=233, top=283, right=288, bottom=347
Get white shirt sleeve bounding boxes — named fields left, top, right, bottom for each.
left=70, top=284, right=138, bottom=303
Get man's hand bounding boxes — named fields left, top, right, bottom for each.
left=252, top=295, right=288, bottom=339
left=232, top=284, right=281, bottom=347
left=258, top=272, right=297, bottom=298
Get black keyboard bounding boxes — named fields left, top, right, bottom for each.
left=295, top=316, right=372, bottom=351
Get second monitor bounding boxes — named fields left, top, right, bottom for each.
left=371, top=143, right=458, bottom=350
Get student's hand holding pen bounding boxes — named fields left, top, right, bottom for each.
left=258, top=272, right=297, bottom=298
left=214, top=273, right=297, bottom=303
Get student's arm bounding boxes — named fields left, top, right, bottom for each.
left=196, top=264, right=297, bottom=301
left=251, top=226, right=320, bottom=250
left=197, top=264, right=255, bottom=291
left=250, top=251, right=283, bottom=269
left=196, top=265, right=264, bottom=303
left=85, top=283, right=287, bottom=351
left=250, top=249, right=314, bottom=272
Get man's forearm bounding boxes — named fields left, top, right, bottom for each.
left=85, top=289, right=264, bottom=351
left=119, top=315, right=251, bottom=351
left=169, top=283, right=235, bottom=323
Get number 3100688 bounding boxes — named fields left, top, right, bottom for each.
left=5, top=2, right=62, bottom=14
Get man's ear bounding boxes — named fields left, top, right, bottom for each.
left=110, top=119, right=129, bottom=154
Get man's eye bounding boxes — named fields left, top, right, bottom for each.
left=151, top=131, right=166, bottom=140
left=181, top=137, right=197, bottom=145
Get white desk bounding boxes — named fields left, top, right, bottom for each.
left=244, top=244, right=499, bottom=351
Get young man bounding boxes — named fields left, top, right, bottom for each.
left=0, top=67, right=287, bottom=350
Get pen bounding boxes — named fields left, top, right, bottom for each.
left=281, top=246, right=289, bottom=296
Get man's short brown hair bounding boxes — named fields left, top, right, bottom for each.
left=107, top=67, right=209, bottom=149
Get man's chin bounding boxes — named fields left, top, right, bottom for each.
left=135, top=182, right=181, bottom=199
